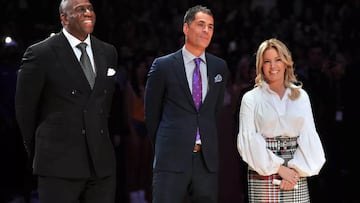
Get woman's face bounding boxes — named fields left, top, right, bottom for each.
left=262, top=47, right=286, bottom=85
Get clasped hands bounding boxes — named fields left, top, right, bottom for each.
left=277, top=165, right=299, bottom=190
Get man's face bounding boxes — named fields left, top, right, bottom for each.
left=61, top=0, right=96, bottom=41
left=183, top=12, right=214, bottom=52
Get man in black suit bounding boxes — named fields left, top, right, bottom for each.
left=15, top=0, right=118, bottom=202
left=144, top=5, right=228, bottom=203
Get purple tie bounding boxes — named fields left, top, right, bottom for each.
left=193, top=58, right=202, bottom=142
left=193, top=58, right=202, bottom=110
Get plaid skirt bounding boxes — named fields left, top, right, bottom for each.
left=248, top=137, right=310, bottom=203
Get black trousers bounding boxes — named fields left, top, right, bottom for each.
left=38, top=174, right=116, bottom=203
left=152, top=152, right=218, bottom=203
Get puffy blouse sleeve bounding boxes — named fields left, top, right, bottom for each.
left=287, top=89, right=326, bottom=177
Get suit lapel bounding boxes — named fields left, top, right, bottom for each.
left=90, top=37, right=106, bottom=91
left=173, top=51, right=196, bottom=109
left=202, top=54, right=215, bottom=109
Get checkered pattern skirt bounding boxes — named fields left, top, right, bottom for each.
left=247, top=137, right=310, bottom=203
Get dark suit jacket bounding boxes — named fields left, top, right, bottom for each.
left=145, top=49, right=228, bottom=173
left=15, top=31, right=118, bottom=178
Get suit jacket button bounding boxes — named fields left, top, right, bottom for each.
left=100, top=129, right=104, bottom=134
left=81, top=129, right=86, bottom=135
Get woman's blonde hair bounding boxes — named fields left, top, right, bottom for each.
left=254, top=38, right=302, bottom=100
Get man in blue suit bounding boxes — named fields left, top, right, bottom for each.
left=144, top=5, right=228, bottom=203
left=15, top=0, right=118, bottom=202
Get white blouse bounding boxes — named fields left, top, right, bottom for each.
left=237, top=81, right=326, bottom=177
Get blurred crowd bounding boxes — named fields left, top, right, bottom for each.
left=1, top=0, right=360, bottom=202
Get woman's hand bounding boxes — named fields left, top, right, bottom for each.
left=277, top=165, right=299, bottom=190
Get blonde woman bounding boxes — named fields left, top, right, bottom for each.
left=237, top=38, right=326, bottom=202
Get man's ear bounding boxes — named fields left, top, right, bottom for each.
left=183, top=23, right=189, bottom=35
left=60, top=13, right=68, bottom=26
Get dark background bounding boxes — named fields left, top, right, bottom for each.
left=1, top=0, right=360, bottom=202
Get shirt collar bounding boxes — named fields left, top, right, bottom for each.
left=261, top=81, right=291, bottom=96
left=62, top=28, right=91, bottom=49
left=181, top=46, right=206, bottom=65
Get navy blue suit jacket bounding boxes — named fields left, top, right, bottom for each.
left=145, top=49, right=228, bottom=173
